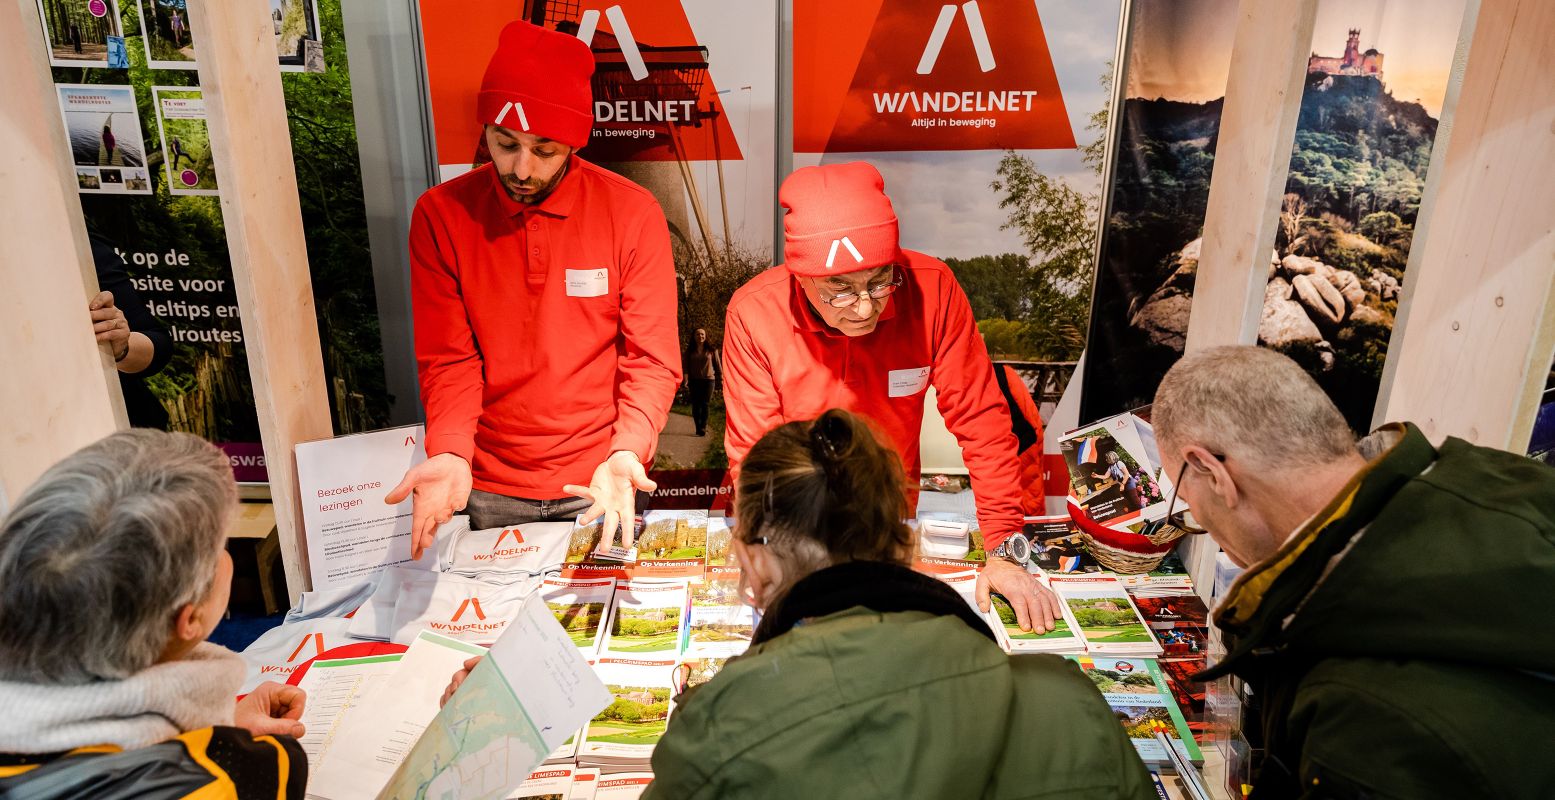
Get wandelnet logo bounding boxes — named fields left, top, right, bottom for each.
left=475, top=527, right=540, bottom=562
left=796, top=0, right=1075, bottom=153
left=260, top=632, right=325, bottom=675
left=493, top=100, right=531, bottom=132
left=825, top=236, right=864, bottom=269
left=430, top=596, right=507, bottom=635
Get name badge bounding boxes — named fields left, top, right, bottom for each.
left=887, top=366, right=931, bottom=398
left=566, top=268, right=609, bottom=298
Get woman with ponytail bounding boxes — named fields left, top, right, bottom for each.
left=644, top=409, right=1156, bottom=800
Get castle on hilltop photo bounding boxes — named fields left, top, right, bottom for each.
left=1308, top=29, right=1384, bottom=80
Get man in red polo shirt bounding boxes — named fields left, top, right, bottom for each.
left=385, top=21, right=680, bottom=556
left=723, top=162, right=1060, bottom=631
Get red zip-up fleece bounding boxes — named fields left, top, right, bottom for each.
left=723, top=251, right=1023, bottom=548
left=409, top=156, right=681, bottom=499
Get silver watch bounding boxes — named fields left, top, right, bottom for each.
left=990, top=532, right=1031, bottom=565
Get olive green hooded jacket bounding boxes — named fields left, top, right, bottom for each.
left=1202, top=423, right=1555, bottom=799
left=643, top=561, right=1157, bottom=800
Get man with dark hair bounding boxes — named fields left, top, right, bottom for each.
left=1154, top=345, right=1555, bottom=799
left=388, top=21, right=681, bottom=554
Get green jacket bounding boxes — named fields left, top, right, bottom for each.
left=645, top=561, right=1156, bottom=800
left=1203, top=423, right=1555, bottom=800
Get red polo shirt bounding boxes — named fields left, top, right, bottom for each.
left=722, top=251, right=1023, bottom=548
left=409, top=157, right=681, bottom=499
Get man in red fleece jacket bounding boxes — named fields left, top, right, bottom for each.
left=386, top=21, right=680, bottom=555
left=723, top=162, right=1061, bottom=631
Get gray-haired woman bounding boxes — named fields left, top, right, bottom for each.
left=0, top=430, right=309, bottom=799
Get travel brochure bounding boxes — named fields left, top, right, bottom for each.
left=1063, top=655, right=1203, bottom=765
left=1059, top=411, right=1174, bottom=527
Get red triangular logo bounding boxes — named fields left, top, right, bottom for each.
left=451, top=597, right=487, bottom=622
left=493, top=527, right=526, bottom=549
left=796, top=0, right=1075, bottom=152
left=286, top=632, right=325, bottom=663
left=404, top=435, right=416, bottom=446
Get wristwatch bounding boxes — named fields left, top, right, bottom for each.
left=990, top=532, right=1032, bottom=566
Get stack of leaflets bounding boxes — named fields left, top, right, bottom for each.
left=1025, top=516, right=1102, bottom=575
left=1131, top=590, right=1210, bottom=658
left=511, top=766, right=580, bottom=799
left=705, top=517, right=734, bottom=567
left=987, top=586, right=1083, bottom=654
left=633, top=510, right=710, bottom=579
left=1063, top=655, right=1203, bottom=765
left=1059, top=412, right=1175, bottom=530
left=1048, top=575, right=1162, bottom=656
left=569, top=768, right=603, bottom=800
left=577, top=659, right=676, bottom=772
left=594, top=773, right=655, bottom=800
left=1113, top=551, right=1195, bottom=591
left=684, top=567, right=755, bottom=657
left=541, top=575, right=617, bottom=653
left=599, top=580, right=689, bottom=661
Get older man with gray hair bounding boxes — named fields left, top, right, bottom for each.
left=1152, top=345, right=1555, bottom=800
left=0, top=430, right=310, bottom=799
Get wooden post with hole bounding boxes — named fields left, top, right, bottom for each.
left=188, top=0, right=333, bottom=602
left=0, top=0, right=127, bottom=505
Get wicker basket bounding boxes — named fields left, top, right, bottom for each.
left=1066, top=498, right=1187, bottom=574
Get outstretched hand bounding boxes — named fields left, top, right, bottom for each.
left=384, top=453, right=473, bottom=560
left=564, top=451, right=655, bottom=549
left=977, top=557, right=1062, bottom=633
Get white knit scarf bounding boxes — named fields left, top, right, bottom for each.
left=0, top=642, right=245, bottom=754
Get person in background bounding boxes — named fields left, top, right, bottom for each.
left=682, top=328, right=721, bottom=437
left=1153, top=346, right=1555, bottom=799
left=643, top=409, right=1156, bottom=799
left=722, top=162, right=1061, bottom=632
left=0, top=430, right=309, bottom=799
left=387, top=20, right=680, bottom=553
left=88, top=235, right=174, bottom=429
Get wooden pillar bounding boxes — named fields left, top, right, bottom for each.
left=189, top=0, right=332, bottom=601
left=1374, top=0, right=1555, bottom=451
left=0, top=0, right=126, bottom=506
left=1182, top=0, right=1318, bottom=351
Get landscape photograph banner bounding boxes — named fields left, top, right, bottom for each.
left=418, top=0, right=777, bottom=476
left=794, top=0, right=1122, bottom=512
left=1081, top=0, right=1470, bottom=432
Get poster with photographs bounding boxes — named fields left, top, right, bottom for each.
left=134, top=0, right=323, bottom=72
left=152, top=87, right=218, bottom=195
left=36, top=0, right=126, bottom=68
left=137, top=0, right=195, bottom=70
left=57, top=84, right=153, bottom=195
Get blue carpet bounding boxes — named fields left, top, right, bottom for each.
left=210, top=610, right=287, bottom=652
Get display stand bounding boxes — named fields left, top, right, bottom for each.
left=1375, top=0, right=1555, bottom=450
left=188, top=0, right=333, bottom=604
left=0, top=0, right=128, bottom=503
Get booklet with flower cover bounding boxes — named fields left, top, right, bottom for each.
left=1064, top=655, right=1203, bottom=764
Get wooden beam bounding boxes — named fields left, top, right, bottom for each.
left=189, top=0, right=333, bottom=602
left=1374, top=0, right=1555, bottom=450
left=0, top=0, right=126, bottom=505
left=1183, top=0, right=1318, bottom=351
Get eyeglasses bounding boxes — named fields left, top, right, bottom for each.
left=813, top=269, right=903, bottom=309
left=1162, top=456, right=1222, bottom=536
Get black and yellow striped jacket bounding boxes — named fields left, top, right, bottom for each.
left=0, top=726, right=305, bottom=799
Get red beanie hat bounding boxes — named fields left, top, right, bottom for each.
left=477, top=21, right=595, bottom=148
left=780, top=162, right=904, bottom=277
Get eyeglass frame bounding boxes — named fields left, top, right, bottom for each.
left=1163, top=452, right=1226, bottom=536
left=810, top=267, right=904, bottom=309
